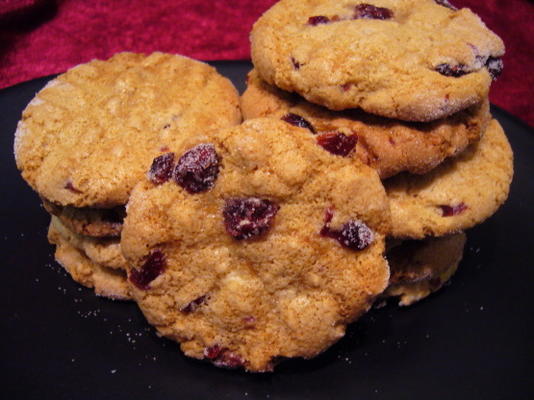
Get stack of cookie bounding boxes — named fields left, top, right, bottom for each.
left=15, top=52, right=242, bottom=300
left=14, top=0, right=513, bottom=373
left=247, top=0, right=513, bottom=306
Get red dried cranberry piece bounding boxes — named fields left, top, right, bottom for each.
left=223, top=198, right=279, bottom=240
left=308, top=15, right=330, bottom=25
left=291, top=57, right=301, bottom=70
left=180, top=295, right=207, bottom=313
left=148, top=152, right=175, bottom=185
left=320, top=209, right=374, bottom=251
left=203, top=345, right=245, bottom=369
left=204, top=344, right=223, bottom=360
left=486, top=57, right=503, bottom=79
left=317, top=132, right=357, bottom=156
left=440, top=203, right=467, bottom=217
left=281, top=113, right=316, bottom=133
left=243, top=316, right=256, bottom=328
left=434, top=0, right=457, bottom=10
left=174, top=144, right=220, bottom=194
left=354, top=4, right=393, bottom=20
left=64, top=180, right=83, bottom=194
left=213, top=351, right=245, bottom=369
left=129, top=250, right=166, bottom=290
left=435, top=63, right=468, bottom=77
left=338, top=220, right=375, bottom=250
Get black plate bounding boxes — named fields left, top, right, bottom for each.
left=1, top=61, right=532, bottom=400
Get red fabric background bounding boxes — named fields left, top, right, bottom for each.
left=0, top=0, right=532, bottom=125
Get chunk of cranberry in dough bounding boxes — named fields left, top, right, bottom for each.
left=320, top=209, right=374, bottom=251
left=307, top=16, right=330, bottom=25
left=317, top=132, right=357, bottom=156
left=281, top=113, right=316, bottom=133
left=435, top=63, right=468, bottom=77
left=223, top=198, right=279, bottom=240
left=174, top=144, right=220, bottom=194
left=353, top=4, right=393, bottom=20
left=129, top=250, right=166, bottom=290
left=180, top=295, right=207, bottom=313
left=148, top=152, right=175, bottom=185
left=440, top=203, right=467, bottom=216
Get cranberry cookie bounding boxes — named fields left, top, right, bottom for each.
left=251, top=0, right=504, bottom=121
left=386, top=119, right=513, bottom=238
left=121, top=118, right=390, bottom=372
left=241, top=69, right=490, bottom=179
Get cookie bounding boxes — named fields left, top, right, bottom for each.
left=14, top=51, right=241, bottom=209
left=48, top=217, right=131, bottom=300
left=241, top=69, right=490, bottom=179
left=49, top=216, right=126, bottom=270
left=386, top=119, right=513, bottom=239
left=120, top=118, right=391, bottom=372
left=251, top=0, right=504, bottom=121
left=384, top=233, right=466, bottom=306
left=42, top=199, right=125, bottom=238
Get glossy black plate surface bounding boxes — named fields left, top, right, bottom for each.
left=1, top=61, right=532, bottom=400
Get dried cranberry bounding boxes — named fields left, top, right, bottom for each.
left=174, top=144, right=220, bottom=194
left=440, top=203, right=467, bottom=217
left=204, top=345, right=223, bottom=360
left=317, top=132, right=357, bottom=156
left=148, top=152, right=175, bottom=185
left=308, top=16, right=330, bottom=25
left=223, top=198, right=279, bottom=240
left=434, top=0, right=457, bottom=10
left=486, top=57, right=503, bottom=79
left=203, top=345, right=245, bottom=369
left=129, top=250, right=166, bottom=290
left=354, top=4, right=393, bottom=20
left=180, top=295, right=207, bottom=313
left=64, top=181, right=83, bottom=194
left=213, top=351, right=245, bottom=369
left=243, top=316, right=256, bottom=327
left=320, top=209, right=374, bottom=251
left=281, top=113, right=316, bottom=133
left=435, top=63, right=468, bottom=77
left=338, top=221, right=375, bottom=250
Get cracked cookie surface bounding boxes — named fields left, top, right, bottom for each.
left=121, top=118, right=390, bottom=372
left=251, top=0, right=504, bottom=121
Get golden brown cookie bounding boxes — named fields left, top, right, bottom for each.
left=251, top=0, right=504, bottom=121
left=48, top=217, right=131, bottom=300
left=121, top=118, right=391, bottom=372
left=384, top=233, right=466, bottom=306
left=241, top=69, right=490, bottom=179
left=14, top=52, right=241, bottom=210
left=386, top=119, right=513, bottom=239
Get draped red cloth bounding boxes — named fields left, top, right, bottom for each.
left=0, top=0, right=532, bottom=125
